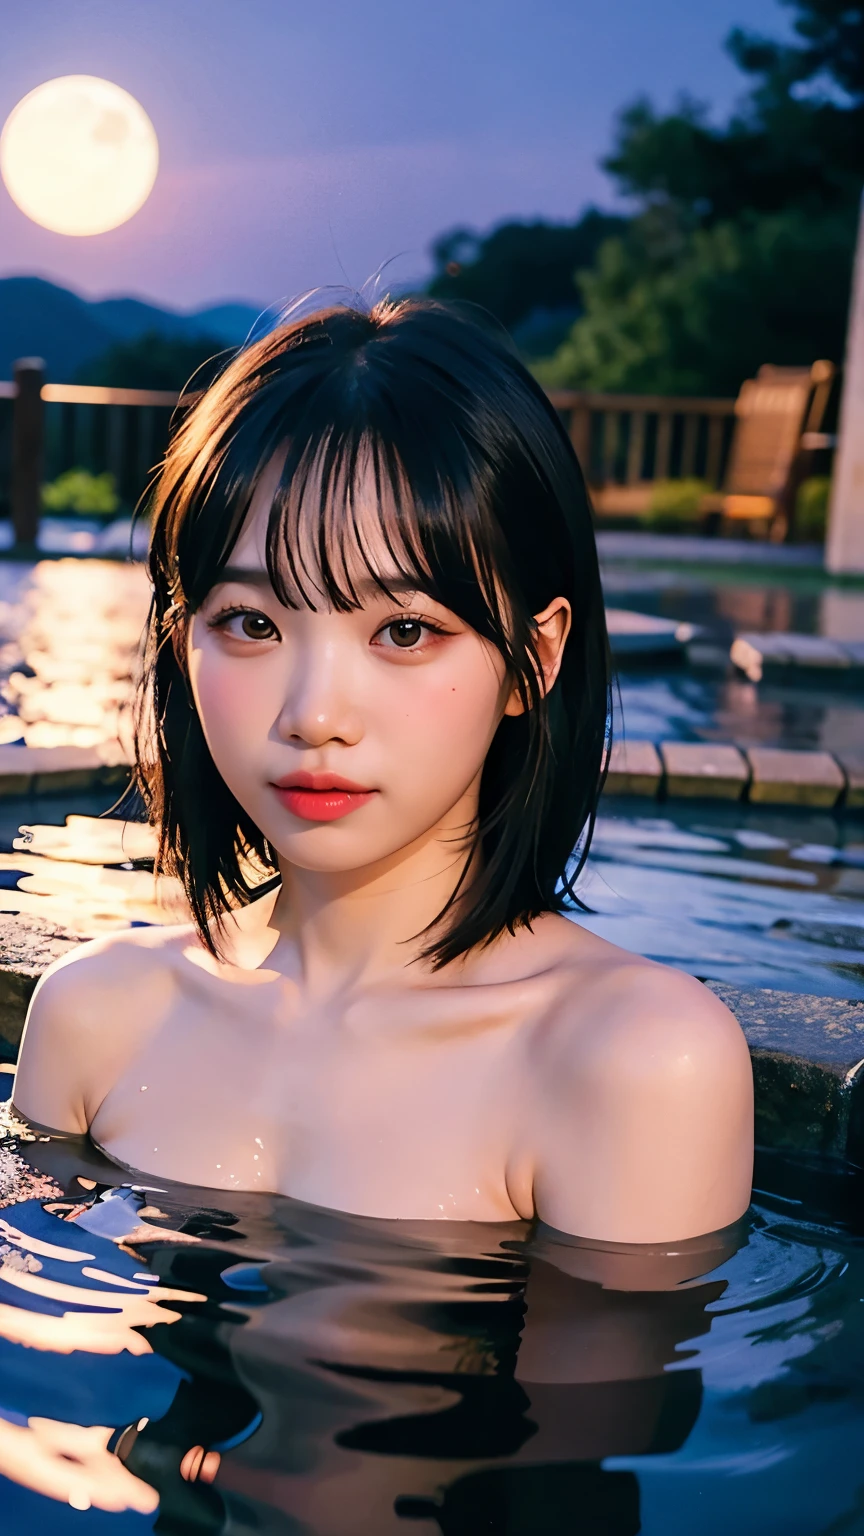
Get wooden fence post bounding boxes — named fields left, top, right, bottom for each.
left=567, top=400, right=591, bottom=475
left=11, top=358, right=45, bottom=548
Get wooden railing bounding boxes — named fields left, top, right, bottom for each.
left=0, top=361, right=738, bottom=545
left=546, top=390, right=737, bottom=512
left=0, top=364, right=180, bottom=543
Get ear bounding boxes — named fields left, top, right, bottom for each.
left=503, top=598, right=572, bottom=717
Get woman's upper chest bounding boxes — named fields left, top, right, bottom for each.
left=89, top=966, right=548, bottom=1217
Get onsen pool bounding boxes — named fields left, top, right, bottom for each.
left=0, top=546, right=862, bottom=1532
left=0, top=1076, right=863, bottom=1536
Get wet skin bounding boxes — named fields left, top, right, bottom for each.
left=13, top=459, right=753, bottom=1244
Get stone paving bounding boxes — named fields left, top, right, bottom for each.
left=659, top=742, right=750, bottom=800
left=748, top=748, right=847, bottom=808
left=606, top=740, right=863, bottom=808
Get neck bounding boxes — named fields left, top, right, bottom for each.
left=267, top=790, right=479, bottom=993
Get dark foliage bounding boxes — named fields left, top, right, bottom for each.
left=606, top=2, right=864, bottom=221
left=538, top=204, right=857, bottom=396
left=76, top=330, right=232, bottom=392
left=427, top=210, right=627, bottom=340
left=540, top=0, right=863, bottom=395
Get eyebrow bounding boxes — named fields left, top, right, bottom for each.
left=216, top=566, right=273, bottom=587
left=215, top=566, right=427, bottom=600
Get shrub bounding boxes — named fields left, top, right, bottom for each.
left=795, top=476, right=831, bottom=541
left=644, top=477, right=710, bottom=529
left=42, top=469, right=120, bottom=517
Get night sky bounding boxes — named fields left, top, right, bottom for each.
left=0, top=0, right=790, bottom=312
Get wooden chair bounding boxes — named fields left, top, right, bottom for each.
left=702, top=360, right=835, bottom=541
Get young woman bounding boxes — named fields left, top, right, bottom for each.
left=13, top=298, right=753, bottom=1243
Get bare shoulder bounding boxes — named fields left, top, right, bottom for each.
left=524, top=918, right=753, bottom=1243
left=533, top=913, right=748, bottom=1072
left=26, top=920, right=193, bottom=1020
left=13, top=923, right=193, bottom=1134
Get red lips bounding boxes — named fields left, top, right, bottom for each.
left=270, top=770, right=377, bottom=823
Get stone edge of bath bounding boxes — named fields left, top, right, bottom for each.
left=606, top=740, right=864, bottom=809
left=706, top=982, right=864, bottom=1166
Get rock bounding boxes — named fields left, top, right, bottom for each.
left=730, top=631, right=859, bottom=684
left=746, top=747, right=845, bottom=808
left=708, top=982, right=864, bottom=1164
left=660, top=741, right=749, bottom=800
left=605, top=609, right=692, bottom=658
left=0, top=914, right=82, bottom=1056
left=605, top=739, right=662, bottom=796
left=0, top=743, right=130, bottom=798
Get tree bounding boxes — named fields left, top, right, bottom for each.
left=76, top=331, right=231, bottom=391
left=542, top=0, right=864, bottom=395
left=535, top=206, right=856, bottom=396
left=606, top=2, right=864, bottom=220
left=426, top=210, right=627, bottom=353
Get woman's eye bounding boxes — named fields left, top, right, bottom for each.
left=216, top=610, right=279, bottom=641
left=386, top=619, right=424, bottom=649
left=240, top=612, right=276, bottom=639
left=374, top=618, right=443, bottom=651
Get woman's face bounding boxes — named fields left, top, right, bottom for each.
left=186, top=461, right=516, bottom=876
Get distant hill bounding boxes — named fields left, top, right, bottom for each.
left=0, top=277, right=262, bottom=382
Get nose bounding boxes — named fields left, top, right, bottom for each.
left=274, top=634, right=363, bottom=749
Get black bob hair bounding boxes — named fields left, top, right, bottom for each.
left=137, top=295, right=611, bottom=968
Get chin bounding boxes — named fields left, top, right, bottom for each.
left=269, top=824, right=411, bottom=874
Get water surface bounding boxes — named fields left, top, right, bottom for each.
left=0, top=1089, right=862, bottom=1536
left=573, top=801, right=864, bottom=998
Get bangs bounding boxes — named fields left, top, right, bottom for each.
left=269, top=429, right=520, bottom=658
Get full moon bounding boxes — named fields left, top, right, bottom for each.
left=0, top=76, right=159, bottom=236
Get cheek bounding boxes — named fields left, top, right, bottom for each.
left=188, top=641, right=275, bottom=760
left=375, top=648, right=505, bottom=784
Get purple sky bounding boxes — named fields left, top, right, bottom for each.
left=0, top=0, right=790, bottom=312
